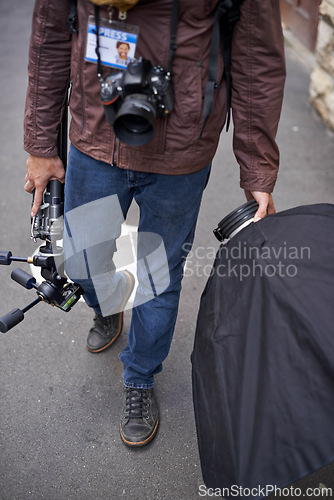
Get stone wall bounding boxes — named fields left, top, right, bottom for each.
left=310, top=0, right=334, bottom=129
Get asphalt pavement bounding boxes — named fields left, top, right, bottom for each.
left=0, top=2, right=334, bottom=500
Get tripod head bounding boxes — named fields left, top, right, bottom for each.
left=0, top=107, right=84, bottom=333
left=0, top=251, right=84, bottom=332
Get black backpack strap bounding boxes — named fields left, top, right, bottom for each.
left=167, top=0, right=179, bottom=74
left=68, top=0, right=78, bottom=35
left=200, top=0, right=244, bottom=137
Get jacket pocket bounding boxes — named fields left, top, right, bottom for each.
left=173, top=61, right=203, bottom=127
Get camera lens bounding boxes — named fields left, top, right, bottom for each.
left=113, top=94, right=156, bottom=146
left=121, top=115, right=150, bottom=134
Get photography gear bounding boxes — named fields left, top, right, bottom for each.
left=192, top=203, right=334, bottom=499
left=70, top=0, right=244, bottom=139
left=100, top=59, right=174, bottom=146
left=0, top=108, right=84, bottom=333
left=94, top=0, right=178, bottom=146
left=31, top=179, right=64, bottom=242
left=213, top=199, right=258, bottom=242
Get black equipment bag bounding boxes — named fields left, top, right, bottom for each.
left=192, top=203, right=334, bottom=499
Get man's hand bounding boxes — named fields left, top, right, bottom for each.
left=25, top=155, right=65, bottom=217
left=244, top=190, right=276, bottom=222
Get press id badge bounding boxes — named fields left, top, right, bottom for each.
left=85, top=16, right=139, bottom=70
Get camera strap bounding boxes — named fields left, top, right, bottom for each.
left=94, top=4, right=103, bottom=79
left=167, top=0, right=179, bottom=74
left=93, top=0, right=178, bottom=80
left=68, top=0, right=78, bottom=34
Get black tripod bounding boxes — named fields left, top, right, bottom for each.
left=0, top=108, right=84, bottom=333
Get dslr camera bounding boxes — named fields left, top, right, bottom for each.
left=100, top=58, right=174, bottom=146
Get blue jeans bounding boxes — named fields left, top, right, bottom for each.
left=64, top=145, right=210, bottom=388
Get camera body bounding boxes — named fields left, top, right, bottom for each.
left=100, top=58, right=174, bottom=146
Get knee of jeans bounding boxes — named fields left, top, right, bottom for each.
left=63, top=252, right=89, bottom=283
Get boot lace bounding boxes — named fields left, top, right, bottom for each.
left=125, top=388, right=150, bottom=420
left=89, top=314, right=115, bottom=338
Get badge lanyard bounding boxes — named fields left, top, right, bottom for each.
left=85, top=5, right=140, bottom=74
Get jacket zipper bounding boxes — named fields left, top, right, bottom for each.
left=113, top=137, right=119, bottom=165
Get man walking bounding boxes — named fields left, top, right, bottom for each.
left=24, top=0, right=285, bottom=446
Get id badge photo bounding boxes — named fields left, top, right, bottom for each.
left=85, top=15, right=139, bottom=70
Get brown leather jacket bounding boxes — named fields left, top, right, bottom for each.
left=24, top=0, right=286, bottom=192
